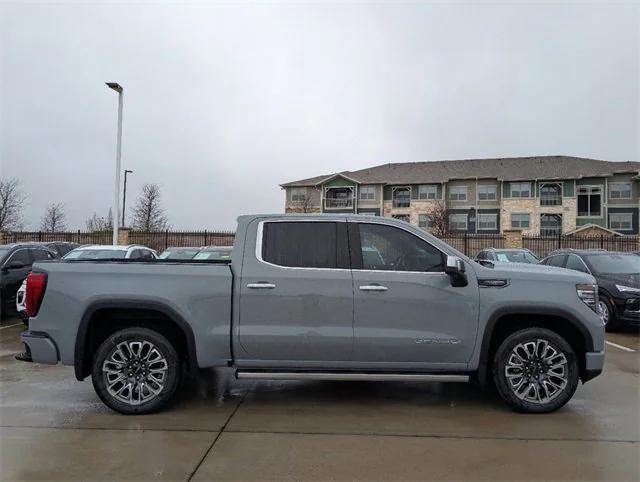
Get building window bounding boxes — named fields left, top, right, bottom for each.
left=477, top=213, right=498, bottom=231
left=540, top=214, right=562, bottom=237
left=609, top=183, right=632, bottom=200
left=418, top=185, right=438, bottom=200
left=478, top=185, right=497, bottom=201
left=540, top=183, right=562, bottom=206
left=509, top=182, right=531, bottom=198
left=449, top=214, right=468, bottom=231
left=449, top=186, right=468, bottom=201
left=577, top=186, right=602, bottom=217
left=511, top=213, right=530, bottom=229
left=392, top=214, right=410, bottom=223
left=290, top=188, right=307, bottom=203
left=392, top=187, right=411, bottom=208
left=359, top=185, right=376, bottom=201
left=609, top=213, right=633, bottom=231
left=418, top=214, right=432, bottom=230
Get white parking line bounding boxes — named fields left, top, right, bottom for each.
left=605, top=341, right=636, bottom=353
left=0, top=323, right=23, bottom=331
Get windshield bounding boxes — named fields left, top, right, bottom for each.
left=193, top=249, right=231, bottom=260
left=494, top=251, right=538, bottom=264
left=64, top=249, right=127, bottom=260
left=159, top=248, right=200, bottom=260
left=584, top=254, right=640, bottom=274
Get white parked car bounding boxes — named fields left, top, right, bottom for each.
left=63, top=244, right=158, bottom=260
left=16, top=279, right=27, bottom=321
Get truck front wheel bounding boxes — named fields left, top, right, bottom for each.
left=91, top=327, right=181, bottom=414
left=492, top=327, right=579, bottom=413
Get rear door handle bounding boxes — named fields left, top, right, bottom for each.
left=247, top=282, right=276, bottom=289
left=359, top=284, right=388, bottom=292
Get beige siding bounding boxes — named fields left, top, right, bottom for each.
left=607, top=174, right=638, bottom=206
left=283, top=186, right=321, bottom=211
left=357, top=184, right=382, bottom=207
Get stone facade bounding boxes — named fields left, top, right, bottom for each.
left=383, top=200, right=440, bottom=225
left=501, top=197, right=577, bottom=235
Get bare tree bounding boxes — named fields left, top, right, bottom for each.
left=86, top=208, right=113, bottom=232
left=40, top=202, right=67, bottom=232
left=299, top=193, right=316, bottom=213
left=0, top=178, right=27, bottom=231
left=426, top=200, right=450, bottom=237
left=131, top=184, right=169, bottom=231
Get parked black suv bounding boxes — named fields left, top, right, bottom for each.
left=541, top=249, right=640, bottom=331
left=0, top=243, right=57, bottom=319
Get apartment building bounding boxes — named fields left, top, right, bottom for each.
left=281, top=156, right=640, bottom=235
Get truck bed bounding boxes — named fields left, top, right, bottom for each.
left=28, top=260, right=233, bottom=369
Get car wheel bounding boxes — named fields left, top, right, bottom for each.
left=492, top=327, right=579, bottom=413
left=91, top=327, right=181, bottom=415
left=599, top=298, right=619, bottom=332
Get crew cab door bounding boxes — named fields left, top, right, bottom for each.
left=349, top=221, right=478, bottom=367
left=237, top=219, right=354, bottom=364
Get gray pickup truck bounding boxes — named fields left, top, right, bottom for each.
left=21, top=214, right=605, bottom=414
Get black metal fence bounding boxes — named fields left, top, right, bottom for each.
left=439, top=233, right=505, bottom=257
left=523, top=235, right=639, bottom=258
left=2, top=230, right=113, bottom=245
left=128, top=230, right=236, bottom=252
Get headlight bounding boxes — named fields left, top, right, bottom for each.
left=615, top=284, right=640, bottom=294
left=577, top=284, right=598, bottom=312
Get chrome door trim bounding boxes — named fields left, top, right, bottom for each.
left=359, top=285, right=388, bottom=292
left=246, top=283, right=276, bottom=289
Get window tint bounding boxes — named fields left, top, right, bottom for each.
left=128, top=250, right=142, bottom=259
left=31, top=249, right=54, bottom=261
left=566, top=255, right=589, bottom=273
left=547, top=255, right=566, bottom=267
left=357, top=223, right=444, bottom=272
left=6, top=249, right=31, bottom=266
left=262, top=222, right=338, bottom=269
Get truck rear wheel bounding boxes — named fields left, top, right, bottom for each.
left=492, top=327, right=579, bottom=413
left=91, top=327, right=181, bottom=414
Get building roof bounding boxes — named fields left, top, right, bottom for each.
left=281, top=156, right=640, bottom=187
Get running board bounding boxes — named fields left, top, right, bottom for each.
left=236, top=371, right=469, bottom=383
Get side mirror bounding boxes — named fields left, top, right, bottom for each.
left=444, top=256, right=468, bottom=287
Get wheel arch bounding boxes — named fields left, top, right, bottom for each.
left=74, top=300, right=198, bottom=381
left=476, top=306, right=595, bottom=385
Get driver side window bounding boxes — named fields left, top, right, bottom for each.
left=357, top=223, right=444, bottom=272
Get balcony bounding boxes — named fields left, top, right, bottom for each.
left=392, top=187, right=411, bottom=208
left=539, top=184, right=562, bottom=207
left=540, top=195, right=562, bottom=207
left=324, top=187, right=355, bottom=210
left=324, top=198, right=354, bottom=209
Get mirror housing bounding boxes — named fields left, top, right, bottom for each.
left=444, top=256, right=468, bottom=287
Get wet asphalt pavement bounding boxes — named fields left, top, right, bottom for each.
left=1, top=318, right=639, bottom=481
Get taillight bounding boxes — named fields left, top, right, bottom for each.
left=25, top=272, right=47, bottom=317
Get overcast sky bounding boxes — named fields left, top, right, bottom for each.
left=1, top=1, right=638, bottom=230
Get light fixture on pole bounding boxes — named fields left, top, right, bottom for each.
left=122, top=169, right=133, bottom=227
left=106, top=82, right=123, bottom=244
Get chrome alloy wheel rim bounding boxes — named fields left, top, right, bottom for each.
left=504, top=339, right=568, bottom=404
left=102, top=340, right=168, bottom=405
left=598, top=301, right=609, bottom=325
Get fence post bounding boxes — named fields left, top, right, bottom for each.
left=117, top=228, right=130, bottom=246
left=557, top=232, right=562, bottom=250
left=600, top=234, right=604, bottom=249
left=464, top=233, right=468, bottom=256
left=204, top=229, right=208, bottom=246
left=38, top=231, right=42, bottom=242
left=164, top=229, right=169, bottom=251
left=503, top=229, right=523, bottom=249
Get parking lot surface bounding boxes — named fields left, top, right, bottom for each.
left=1, top=318, right=639, bottom=481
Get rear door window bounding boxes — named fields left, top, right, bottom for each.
left=6, top=249, right=32, bottom=266
left=261, top=222, right=341, bottom=269
left=566, top=255, right=589, bottom=273
left=31, top=249, right=55, bottom=261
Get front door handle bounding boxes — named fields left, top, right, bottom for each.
left=359, top=284, right=388, bottom=292
left=247, top=282, right=276, bottom=289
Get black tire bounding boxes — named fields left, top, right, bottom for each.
left=492, top=327, right=579, bottom=413
left=600, top=297, right=619, bottom=333
left=91, top=327, right=181, bottom=415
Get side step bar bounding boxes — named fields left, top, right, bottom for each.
left=236, top=371, right=469, bottom=383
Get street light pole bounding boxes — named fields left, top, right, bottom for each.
left=106, top=82, right=123, bottom=245
left=122, top=169, right=133, bottom=227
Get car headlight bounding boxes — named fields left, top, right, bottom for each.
left=615, top=284, right=640, bottom=294
left=577, top=284, right=599, bottom=312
